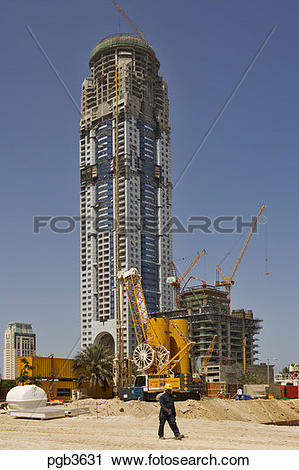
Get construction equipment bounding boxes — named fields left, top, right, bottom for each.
left=118, top=268, right=169, bottom=373
left=113, top=63, right=127, bottom=391
left=112, top=0, right=145, bottom=41
left=201, top=335, right=217, bottom=374
left=215, top=205, right=266, bottom=308
left=119, top=268, right=194, bottom=374
left=118, top=268, right=200, bottom=400
left=168, top=249, right=206, bottom=309
left=181, top=276, right=207, bottom=293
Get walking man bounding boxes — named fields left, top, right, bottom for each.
left=158, top=383, right=184, bottom=440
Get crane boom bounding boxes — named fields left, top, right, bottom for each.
left=229, top=205, right=266, bottom=281
left=168, top=249, right=206, bottom=309
left=201, top=335, right=217, bottom=372
left=215, top=205, right=266, bottom=307
left=112, top=0, right=145, bottom=41
left=178, top=249, right=206, bottom=284
left=118, top=268, right=150, bottom=345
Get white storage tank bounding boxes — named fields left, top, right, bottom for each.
left=6, top=385, right=47, bottom=411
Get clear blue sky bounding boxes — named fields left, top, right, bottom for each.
left=1, top=0, right=298, bottom=373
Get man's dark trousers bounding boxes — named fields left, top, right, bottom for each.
left=158, top=409, right=180, bottom=437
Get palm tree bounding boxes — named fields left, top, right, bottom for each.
left=72, top=344, right=114, bottom=398
left=16, top=358, right=34, bottom=385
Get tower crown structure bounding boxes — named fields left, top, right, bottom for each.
left=90, top=35, right=158, bottom=65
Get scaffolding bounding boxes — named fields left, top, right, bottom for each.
left=151, top=285, right=262, bottom=381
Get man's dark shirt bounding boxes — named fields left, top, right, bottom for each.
left=159, top=392, right=176, bottom=416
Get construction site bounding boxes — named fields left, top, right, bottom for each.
left=78, top=1, right=277, bottom=403
left=2, top=2, right=296, bottom=404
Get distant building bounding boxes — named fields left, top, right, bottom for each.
left=3, top=322, right=36, bottom=379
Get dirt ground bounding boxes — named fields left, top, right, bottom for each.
left=1, top=398, right=299, bottom=450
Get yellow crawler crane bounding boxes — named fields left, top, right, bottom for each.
left=118, top=269, right=199, bottom=400
left=118, top=268, right=170, bottom=372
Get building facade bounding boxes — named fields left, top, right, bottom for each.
left=180, top=286, right=262, bottom=368
left=80, top=35, right=173, bottom=355
left=3, top=322, right=36, bottom=379
left=152, top=285, right=262, bottom=381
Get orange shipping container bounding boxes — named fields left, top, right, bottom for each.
left=53, top=358, right=76, bottom=379
left=40, top=380, right=77, bottom=400
left=18, top=356, right=51, bottom=378
left=40, top=380, right=113, bottom=400
left=18, top=356, right=77, bottom=379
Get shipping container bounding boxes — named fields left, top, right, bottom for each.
left=39, top=380, right=77, bottom=400
left=53, top=358, right=76, bottom=379
left=40, top=380, right=113, bottom=400
left=18, top=356, right=51, bottom=378
left=276, top=385, right=298, bottom=399
left=18, top=356, right=77, bottom=380
left=17, top=356, right=113, bottom=399
left=79, top=383, right=113, bottom=399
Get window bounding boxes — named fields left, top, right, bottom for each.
left=57, top=388, right=71, bottom=397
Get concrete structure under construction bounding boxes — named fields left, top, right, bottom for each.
left=80, top=35, right=173, bottom=355
left=3, top=323, right=36, bottom=379
left=152, top=285, right=262, bottom=382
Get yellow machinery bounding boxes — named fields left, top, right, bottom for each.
left=119, top=268, right=195, bottom=374
left=168, top=249, right=206, bottom=309
left=118, top=269, right=200, bottom=400
left=215, top=205, right=266, bottom=309
left=201, top=334, right=217, bottom=374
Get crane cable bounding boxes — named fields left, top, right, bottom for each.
left=264, top=218, right=270, bottom=275
left=216, top=233, right=244, bottom=283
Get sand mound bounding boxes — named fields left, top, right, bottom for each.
left=1, top=398, right=299, bottom=449
left=74, top=397, right=299, bottom=424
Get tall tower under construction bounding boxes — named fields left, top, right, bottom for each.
left=80, top=35, right=173, bottom=355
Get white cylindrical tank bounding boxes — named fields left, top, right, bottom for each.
left=6, top=385, right=47, bottom=410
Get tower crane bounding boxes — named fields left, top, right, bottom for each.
left=215, top=205, right=266, bottom=308
left=112, top=0, right=145, bottom=41
left=168, top=249, right=206, bottom=309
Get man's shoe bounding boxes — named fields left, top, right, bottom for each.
left=159, top=436, right=165, bottom=440
left=175, top=434, right=184, bottom=440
